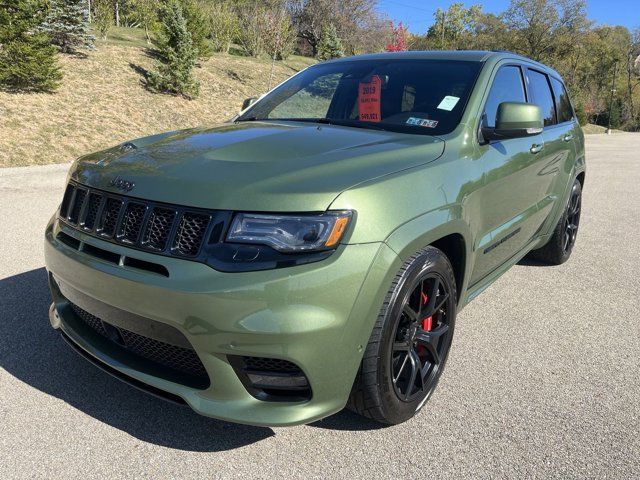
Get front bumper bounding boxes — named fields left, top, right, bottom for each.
left=44, top=217, right=400, bottom=426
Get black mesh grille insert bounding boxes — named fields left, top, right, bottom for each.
left=243, top=356, right=302, bottom=374
left=142, top=207, right=176, bottom=251
left=71, top=303, right=108, bottom=337
left=83, top=192, right=103, bottom=230
left=70, top=303, right=209, bottom=383
left=119, top=202, right=147, bottom=243
left=173, top=213, right=210, bottom=256
left=68, top=188, right=87, bottom=224
left=100, top=198, right=123, bottom=237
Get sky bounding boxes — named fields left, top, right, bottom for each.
left=377, top=0, right=640, bottom=34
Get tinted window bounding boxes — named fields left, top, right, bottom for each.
left=528, top=70, right=556, bottom=126
left=240, top=60, right=482, bottom=136
left=550, top=77, right=574, bottom=123
left=483, top=66, right=526, bottom=128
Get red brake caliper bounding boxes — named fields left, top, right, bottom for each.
left=418, top=291, right=433, bottom=358
left=420, top=291, right=433, bottom=332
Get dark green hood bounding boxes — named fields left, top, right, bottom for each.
left=71, top=121, right=445, bottom=212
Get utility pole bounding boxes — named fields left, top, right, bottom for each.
left=606, top=60, right=618, bottom=134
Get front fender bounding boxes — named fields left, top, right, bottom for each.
left=384, top=207, right=474, bottom=307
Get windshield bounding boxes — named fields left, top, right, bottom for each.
left=238, top=59, right=482, bottom=136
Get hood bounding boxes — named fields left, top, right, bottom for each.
left=71, top=122, right=445, bottom=212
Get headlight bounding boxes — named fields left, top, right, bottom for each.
left=226, top=211, right=352, bottom=253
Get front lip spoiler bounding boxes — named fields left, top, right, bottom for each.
left=53, top=306, right=187, bottom=407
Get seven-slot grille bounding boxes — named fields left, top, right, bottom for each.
left=59, top=181, right=213, bottom=258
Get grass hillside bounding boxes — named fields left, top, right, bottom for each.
left=0, top=28, right=316, bottom=168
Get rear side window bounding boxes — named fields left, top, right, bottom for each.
left=483, top=66, right=526, bottom=128
left=527, top=70, right=556, bottom=127
left=550, top=77, right=574, bottom=123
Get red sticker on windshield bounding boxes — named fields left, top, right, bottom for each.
left=358, top=75, right=381, bottom=122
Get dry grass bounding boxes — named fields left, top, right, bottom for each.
left=0, top=31, right=316, bottom=167
left=582, top=123, right=624, bottom=134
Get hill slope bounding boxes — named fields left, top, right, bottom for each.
left=0, top=29, right=315, bottom=167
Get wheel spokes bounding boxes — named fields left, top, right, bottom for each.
left=391, top=273, right=452, bottom=402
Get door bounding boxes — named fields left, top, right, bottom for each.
left=533, top=75, right=580, bottom=235
left=470, top=64, right=550, bottom=285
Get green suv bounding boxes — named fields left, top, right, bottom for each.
left=44, top=51, right=585, bottom=426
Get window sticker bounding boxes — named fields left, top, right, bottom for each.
left=437, top=95, right=460, bottom=111
left=358, top=75, right=382, bottom=122
left=406, top=117, right=438, bottom=128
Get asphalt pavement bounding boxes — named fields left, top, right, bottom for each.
left=0, top=134, right=638, bottom=479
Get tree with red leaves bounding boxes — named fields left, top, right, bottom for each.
left=385, top=21, right=408, bottom=52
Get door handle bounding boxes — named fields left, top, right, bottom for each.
left=563, top=134, right=574, bottom=142
left=530, top=143, right=544, bottom=154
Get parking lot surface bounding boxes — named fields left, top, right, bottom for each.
left=1, top=134, right=638, bottom=479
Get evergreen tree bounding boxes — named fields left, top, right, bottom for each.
left=0, top=0, right=63, bottom=92
left=317, top=24, right=344, bottom=60
left=179, top=0, right=212, bottom=60
left=147, top=1, right=200, bottom=99
left=41, top=0, right=94, bottom=54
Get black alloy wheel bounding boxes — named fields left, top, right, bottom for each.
left=348, top=246, right=457, bottom=424
left=527, top=177, right=583, bottom=265
left=391, top=274, right=452, bottom=402
left=562, top=181, right=582, bottom=255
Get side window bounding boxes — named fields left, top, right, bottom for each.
left=527, top=70, right=556, bottom=127
left=550, top=77, right=574, bottom=123
left=483, top=66, right=526, bottom=128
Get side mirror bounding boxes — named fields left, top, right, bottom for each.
left=241, top=96, right=258, bottom=111
left=481, top=102, right=543, bottom=142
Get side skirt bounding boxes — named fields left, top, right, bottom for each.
left=463, top=236, right=544, bottom=305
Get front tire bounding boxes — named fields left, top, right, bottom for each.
left=347, top=246, right=457, bottom=425
left=528, top=178, right=582, bottom=265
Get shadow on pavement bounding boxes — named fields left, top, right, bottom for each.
left=0, top=268, right=274, bottom=452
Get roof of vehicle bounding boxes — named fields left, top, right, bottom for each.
left=324, top=50, right=562, bottom=80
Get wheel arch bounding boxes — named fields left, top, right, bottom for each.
left=384, top=212, right=472, bottom=306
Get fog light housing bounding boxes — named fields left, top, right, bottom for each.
left=228, top=356, right=312, bottom=402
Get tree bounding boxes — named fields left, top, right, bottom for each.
left=423, top=3, right=482, bottom=50
left=502, top=0, right=590, bottom=62
left=317, top=23, right=344, bottom=60
left=263, top=7, right=296, bottom=61
left=236, top=2, right=266, bottom=57
left=179, top=0, right=212, bottom=60
left=132, top=0, right=160, bottom=43
left=0, top=0, right=63, bottom=92
left=93, top=0, right=113, bottom=39
left=291, top=0, right=380, bottom=57
left=41, top=0, right=95, bottom=54
left=147, top=1, right=200, bottom=99
left=385, top=21, right=408, bottom=52
left=206, top=2, right=238, bottom=53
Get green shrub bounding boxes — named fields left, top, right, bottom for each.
left=0, top=0, right=63, bottom=92
left=147, top=1, right=200, bottom=99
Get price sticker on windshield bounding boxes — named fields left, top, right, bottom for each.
left=358, top=75, right=382, bottom=122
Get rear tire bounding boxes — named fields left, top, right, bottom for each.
left=347, top=246, right=457, bottom=425
left=528, top=178, right=582, bottom=265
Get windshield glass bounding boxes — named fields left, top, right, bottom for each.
left=238, top=59, right=482, bottom=135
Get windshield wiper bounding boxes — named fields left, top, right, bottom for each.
left=235, top=116, right=260, bottom=122
left=275, top=118, right=389, bottom=131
